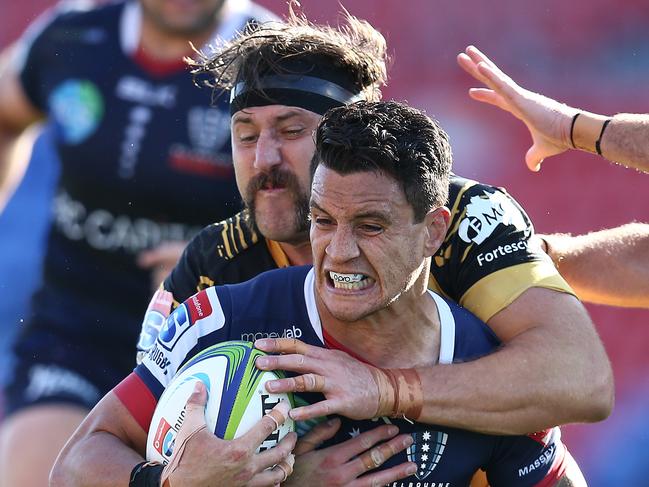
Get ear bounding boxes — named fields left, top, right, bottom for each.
left=423, top=206, right=450, bottom=257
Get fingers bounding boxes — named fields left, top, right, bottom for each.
left=294, top=418, right=341, bottom=455
left=241, top=400, right=291, bottom=449
left=352, top=434, right=413, bottom=477
left=525, top=145, right=544, bottom=172
left=255, top=432, right=298, bottom=470
left=352, top=461, right=418, bottom=487
left=180, top=381, right=209, bottom=431
left=257, top=353, right=314, bottom=374
left=255, top=338, right=319, bottom=356
left=288, top=399, right=335, bottom=422
left=267, top=373, right=326, bottom=394
left=336, top=424, right=401, bottom=461
left=468, top=88, right=505, bottom=109
left=248, top=454, right=295, bottom=487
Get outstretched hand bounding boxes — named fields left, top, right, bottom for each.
left=285, top=418, right=416, bottom=486
left=457, top=45, right=579, bottom=172
left=161, top=381, right=296, bottom=487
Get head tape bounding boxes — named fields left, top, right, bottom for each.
left=229, top=54, right=365, bottom=115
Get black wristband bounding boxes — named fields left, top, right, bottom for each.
left=129, top=461, right=164, bottom=487
left=569, top=113, right=580, bottom=148
left=595, top=118, right=612, bottom=155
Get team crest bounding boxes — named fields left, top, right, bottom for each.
left=407, top=430, right=448, bottom=480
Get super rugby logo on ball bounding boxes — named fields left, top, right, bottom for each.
left=146, top=341, right=294, bottom=464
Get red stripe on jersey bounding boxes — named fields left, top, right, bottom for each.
left=533, top=442, right=568, bottom=487
left=322, top=328, right=372, bottom=365
left=113, top=373, right=158, bottom=432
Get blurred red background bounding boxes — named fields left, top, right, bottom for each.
left=4, top=1, right=649, bottom=484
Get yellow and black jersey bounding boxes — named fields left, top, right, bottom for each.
left=163, top=175, right=573, bottom=321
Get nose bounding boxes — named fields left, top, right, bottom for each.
left=254, top=130, right=282, bottom=172
left=325, top=225, right=360, bottom=263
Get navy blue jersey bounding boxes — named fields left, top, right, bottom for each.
left=133, top=266, right=568, bottom=486
left=14, top=0, right=275, bottom=341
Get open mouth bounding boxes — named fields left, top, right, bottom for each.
left=328, top=271, right=374, bottom=290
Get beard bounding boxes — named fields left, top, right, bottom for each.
left=243, top=167, right=311, bottom=243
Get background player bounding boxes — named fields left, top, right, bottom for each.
left=140, top=5, right=612, bottom=438
left=458, top=45, right=649, bottom=309
left=52, top=100, right=587, bottom=486
left=0, top=0, right=276, bottom=485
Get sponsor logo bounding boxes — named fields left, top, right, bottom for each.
left=53, top=190, right=201, bottom=254
left=152, top=417, right=174, bottom=456
left=518, top=444, right=556, bottom=477
left=186, top=292, right=213, bottom=323
left=240, top=326, right=303, bottom=342
left=148, top=344, right=172, bottom=375
left=476, top=240, right=528, bottom=267
left=458, top=191, right=527, bottom=245
left=152, top=408, right=187, bottom=460
left=407, top=430, right=448, bottom=480
left=25, top=364, right=100, bottom=404
left=118, top=105, right=152, bottom=179
left=159, top=304, right=191, bottom=350
left=49, top=79, right=104, bottom=144
left=115, top=75, right=177, bottom=108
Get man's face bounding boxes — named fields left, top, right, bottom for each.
left=310, top=165, right=445, bottom=322
left=139, top=0, right=226, bottom=37
left=231, top=105, right=320, bottom=244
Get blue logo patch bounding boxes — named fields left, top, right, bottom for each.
left=159, top=305, right=190, bottom=350
left=162, top=430, right=175, bottom=457
left=49, top=79, right=104, bottom=144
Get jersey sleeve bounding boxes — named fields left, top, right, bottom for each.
left=430, top=178, right=574, bottom=323
left=14, top=3, right=85, bottom=110
left=163, top=228, right=214, bottom=308
left=134, top=286, right=231, bottom=402
left=486, top=428, right=570, bottom=486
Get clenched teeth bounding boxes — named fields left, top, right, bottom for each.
left=329, top=271, right=373, bottom=290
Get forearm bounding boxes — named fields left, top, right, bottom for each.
left=50, top=431, right=144, bottom=487
left=572, top=112, right=649, bottom=173
left=415, top=292, right=613, bottom=435
left=542, top=223, right=649, bottom=308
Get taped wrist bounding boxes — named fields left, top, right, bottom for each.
left=129, top=461, right=163, bottom=487
left=370, top=367, right=423, bottom=421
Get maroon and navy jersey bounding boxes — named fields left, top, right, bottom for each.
left=14, top=0, right=275, bottom=341
left=125, top=266, right=570, bottom=486
left=160, top=176, right=574, bottom=323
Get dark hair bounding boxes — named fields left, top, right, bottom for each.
left=312, top=101, right=452, bottom=221
left=189, top=2, right=388, bottom=103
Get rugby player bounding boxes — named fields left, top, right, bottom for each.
left=138, top=7, right=612, bottom=438
left=52, top=100, right=587, bottom=486
left=0, top=0, right=276, bottom=485
left=458, top=45, right=649, bottom=309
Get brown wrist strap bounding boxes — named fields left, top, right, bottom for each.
left=370, top=367, right=423, bottom=421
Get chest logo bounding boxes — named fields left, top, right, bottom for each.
left=407, top=430, right=448, bottom=480
left=49, top=79, right=104, bottom=144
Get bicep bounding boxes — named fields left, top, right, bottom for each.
left=70, top=390, right=148, bottom=455
left=486, top=286, right=589, bottom=343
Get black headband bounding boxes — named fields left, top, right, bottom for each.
left=229, top=74, right=364, bottom=115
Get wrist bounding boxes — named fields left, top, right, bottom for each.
left=370, top=367, right=423, bottom=421
left=129, top=461, right=164, bottom=487
left=572, top=111, right=612, bottom=154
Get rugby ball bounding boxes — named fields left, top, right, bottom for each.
left=146, top=341, right=294, bottom=464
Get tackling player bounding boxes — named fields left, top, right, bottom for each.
left=52, top=100, right=587, bottom=486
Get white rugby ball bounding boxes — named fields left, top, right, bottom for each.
left=146, top=340, right=294, bottom=464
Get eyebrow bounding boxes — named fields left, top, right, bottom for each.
left=232, top=109, right=307, bottom=125
left=310, top=200, right=392, bottom=224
